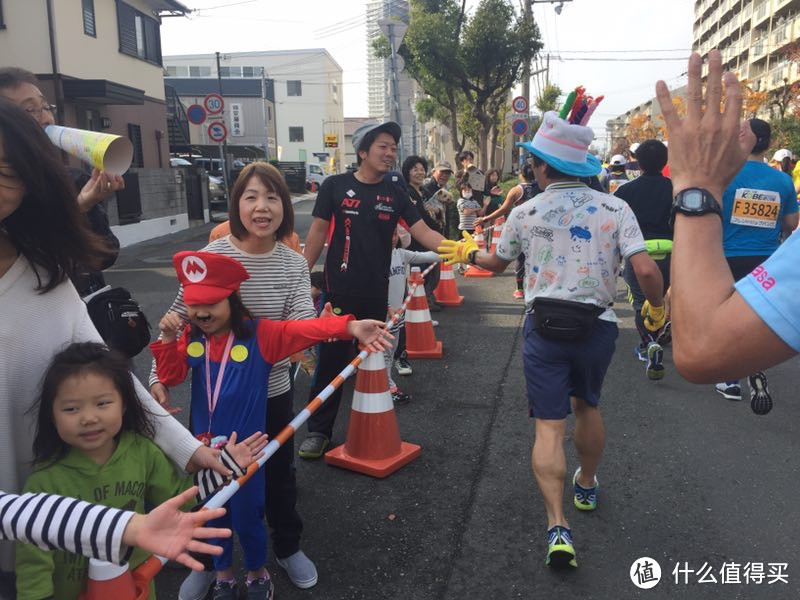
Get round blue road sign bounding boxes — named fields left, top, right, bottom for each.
left=187, top=104, right=207, bottom=125
left=512, top=119, right=529, bottom=136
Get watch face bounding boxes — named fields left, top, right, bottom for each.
left=683, top=189, right=704, bottom=210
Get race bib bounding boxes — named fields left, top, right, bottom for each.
left=730, top=188, right=780, bottom=228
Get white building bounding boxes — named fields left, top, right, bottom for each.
left=164, top=49, right=345, bottom=172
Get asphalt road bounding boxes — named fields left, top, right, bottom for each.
left=106, top=195, right=800, bottom=599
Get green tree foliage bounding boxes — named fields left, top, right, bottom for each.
left=381, top=0, right=540, bottom=168
left=534, top=84, right=562, bottom=114
left=769, top=116, right=800, bottom=153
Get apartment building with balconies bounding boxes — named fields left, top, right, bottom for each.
left=693, top=0, right=800, bottom=100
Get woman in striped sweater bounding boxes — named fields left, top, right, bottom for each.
left=149, top=162, right=319, bottom=595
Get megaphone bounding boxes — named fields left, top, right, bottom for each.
left=45, top=125, right=134, bottom=176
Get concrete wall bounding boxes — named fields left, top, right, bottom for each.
left=107, top=167, right=196, bottom=247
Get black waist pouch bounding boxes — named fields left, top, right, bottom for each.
left=532, top=297, right=605, bottom=342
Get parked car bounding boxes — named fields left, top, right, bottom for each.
left=170, top=157, right=193, bottom=167
left=306, top=163, right=328, bottom=191
left=193, top=157, right=224, bottom=177
left=208, top=175, right=227, bottom=211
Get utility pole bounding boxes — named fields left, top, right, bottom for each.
left=261, top=67, right=270, bottom=161
left=215, top=51, right=230, bottom=195
left=520, top=0, right=533, bottom=171
left=387, top=21, right=403, bottom=164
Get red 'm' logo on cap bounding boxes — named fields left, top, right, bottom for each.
left=181, top=256, right=208, bottom=283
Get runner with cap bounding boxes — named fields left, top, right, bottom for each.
left=711, top=119, right=798, bottom=414
left=438, top=109, right=666, bottom=569
left=300, top=121, right=447, bottom=459
left=606, top=154, right=629, bottom=194
left=625, top=142, right=642, bottom=179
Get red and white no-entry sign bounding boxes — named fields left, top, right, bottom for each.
left=207, top=121, right=228, bottom=143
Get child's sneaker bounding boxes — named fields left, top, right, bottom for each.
left=212, top=579, right=237, bottom=600
left=390, top=386, right=411, bottom=405
left=246, top=572, right=274, bottom=600
left=395, top=356, right=412, bottom=376
left=512, top=289, right=524, bottom=299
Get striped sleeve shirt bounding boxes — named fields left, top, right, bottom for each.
left=0, top=492, right=133, bottom=564
left=149, top=237, right=317, bottom=397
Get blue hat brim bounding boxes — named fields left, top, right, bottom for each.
left=517, top=141, right=602, bottom=178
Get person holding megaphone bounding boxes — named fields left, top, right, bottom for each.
left=0, top=67, right=124, bottom=297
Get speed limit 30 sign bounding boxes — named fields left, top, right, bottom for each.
left=204, top=93, right=224, bottom=115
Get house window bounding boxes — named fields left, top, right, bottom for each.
left=127, top=124, right=144, bottom=167
left=289, top=126, right=304, bottom=142
left=189, top=66, right=210, bottom=77
left=116, top=1, right=162, bottom=65
left=242, top=66, right=256, bottom=78
left=287, top=80, right=302, bottom=96
left=82, top=0, right=96, bottom=36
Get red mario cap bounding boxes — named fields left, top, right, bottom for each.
left=172, top=251, right=250, bottom=306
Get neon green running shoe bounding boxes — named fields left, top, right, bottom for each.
left=546, top=525, right=577, bottom=568
left=573, top=467, right=598, bottom=511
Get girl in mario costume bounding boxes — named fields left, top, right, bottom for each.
left=151, top=251, right=391, bottom=599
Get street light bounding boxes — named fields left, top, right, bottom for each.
left=530, top=0, right=572, bottom=13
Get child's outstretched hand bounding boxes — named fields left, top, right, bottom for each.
left=159, top=311, right=185, bottom=343
left=347, top=319, right=394, bottom=353
left=223, top=431, right=269, bottom=470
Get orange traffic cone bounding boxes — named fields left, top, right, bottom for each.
left=464, top=225, right=493, bottom=278
left=81, top=560, right=137, bottom=600
left=405, top=267, right=443, bottom=358
left=325, top=351, right=421, bottom=477
left=488, top=216, right=505, bottom=254
left=433, top=261, right=464, bottom=306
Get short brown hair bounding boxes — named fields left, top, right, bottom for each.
left=229, top=162, right=294, bottom=241
left=0, top=67, right=39, bottom=94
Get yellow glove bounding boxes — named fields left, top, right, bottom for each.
left=641, top=300, right=666, bottom=332
left=437, top=230, right=479, bottom=266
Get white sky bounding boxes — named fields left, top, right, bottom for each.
left=162, top=0, right=695, bottom=148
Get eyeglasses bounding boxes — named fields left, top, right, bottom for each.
left=0, top=165, right=23, bottom=189
left=24, top=104, right=57, bottom=118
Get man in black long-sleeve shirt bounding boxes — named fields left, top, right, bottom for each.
left=614, top=139, right=672, bottom=378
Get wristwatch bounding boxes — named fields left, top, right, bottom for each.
left=670, top=187, right=722, bottom=226
left=468, top=250, right=478, bottom=265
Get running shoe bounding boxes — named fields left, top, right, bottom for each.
left=634, top=344, right=648, bottom=363
left=715, top=382, right=741, bottom=401
left=656, top=320, right=672, bottom=346
left=512, top=289, right=524, bottom=299
left=646, top=342, right=664, bottom=380
left=546, top=526, right=577, bottom=568
left=748, top=372, right=773, bottom=415
left=395, top=356, right=413, bottom=376
left=572, top=467, right=598, bottom=511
